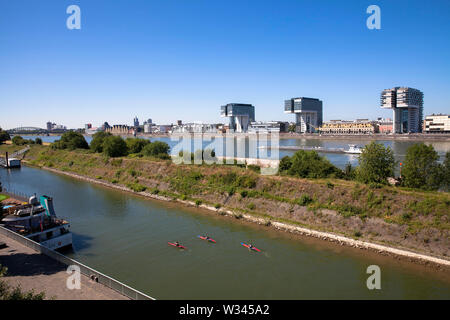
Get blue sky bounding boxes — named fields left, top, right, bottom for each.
left=1, top=0, right=449, bottom=129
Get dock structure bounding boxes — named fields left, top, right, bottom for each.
left=0, top=226, right=155, bottom=300
left=258, top=145, right=359, bottom=154
left=0, top=147, right=29, bottom=168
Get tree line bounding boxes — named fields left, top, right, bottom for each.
left=279, top=141, right=450, bottom=192
left=49, top=131, right=171, bottom=159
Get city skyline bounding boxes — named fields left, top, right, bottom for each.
left=1, top=0, right=450, bottom=129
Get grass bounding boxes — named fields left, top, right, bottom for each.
left=0, top=194, right=9, bottom=202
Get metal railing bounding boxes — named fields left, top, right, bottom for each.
left=0, top=225, right=155, bottom=300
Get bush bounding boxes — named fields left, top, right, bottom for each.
left=126, top=138, right=150, bottom=154
left=247, top=202, right=256, bottom=210
left=35, top=137, right=42, bottom=145
left=1, top=264, right=45, bottom=300
left=278, top=156, right=292, bottom=172
left=287, top=150, right=342, bottom=179
left=214, top=203, right=221, bottom=209
left=195, top=199, right=202, bottom=206
left=297, top=194, right=313, bottom=206
left=142, top=141, right=170, bottom=157
left=90, top=132, right=112, bottom=153
left=102, top=136, right=128, bottom=157
left=356, top=142, right=395, bottom=185
left=12, top=136, right=34, bottom=146
left=247, top=164, right=261, bottom=173
left=401, top=143, right=443, bottom=191
left=0, top=129, right=10, bottom=143
left=51, top=131, right=88, bottom=150
left=127, top=183, right=146, bottom=192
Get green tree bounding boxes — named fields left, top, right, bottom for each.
left=51, top=131, right=88, bottom=150
left=141, top=141, right=170, bottom=158
left=102, top=136, right=128, bottom=157
left=125, top=138, right=150, bottom=154
left=356, top=142, right=395, bottom=184
left=442, top=151, right=450, bottom=191
left=287, top=150, right=342, bottom=179
left=12, top=136, right=25, bottom=145
left=278, top=156, right=292, bottom=172
left=0, top=129, right=10, bottom=143
left=35, top=137, right=42, bottom=145
left=401, top=143, right=443, bottom=190
left=89, top=132, right=112, bottom=153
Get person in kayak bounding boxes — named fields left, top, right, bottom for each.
left=175, top=241, right=180, bottom=247
left=249, top=244, right=254, bottom=249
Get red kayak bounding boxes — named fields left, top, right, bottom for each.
left=168, top=242, right=186, bottom=249
left=241, top=242, right=261, bottom=252
left=198, top=235, right=216, bottom=243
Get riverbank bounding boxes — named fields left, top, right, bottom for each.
left=6, top=143, right=446, bottom=269
left=0, top=233, right=128, bottom=300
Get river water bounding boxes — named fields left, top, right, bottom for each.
left=1, top=166, right=449, bottom=299
left=17, top=135, right=450, bottom=170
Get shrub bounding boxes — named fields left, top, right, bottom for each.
left=12, top=136, right=34, bottom=146
left=127, top=183, right=146, bottom=192
left=247, top=164, right=261, bottom=173
left=0, top=129, right=10, bottom=143
left=354, top=231, right=362, bottom=237
left=287, top=150, right=343, bottom=179
left=195, top=199, right=202, bottom=206
left=51, top=131, right=88, bottom=150
left=90, top=132, right=112, bottom=153
left=278, top=156, right=292, bottom=172
left=102, top=136, right=128, bottom=157
left=240, top=190, right=248, bottom=198
left=297, top=194, right=313, bottom=206
left=214, top=203, right=221, bottom=209
left=326, top=182, right=334, bottom=189
left=247, top=202, right=256, bottom=210
left=126, top=138, right=150, bottom=154
left=141, top=141, right=170, bottom=157
left=35, top=137, right=42, bottom=145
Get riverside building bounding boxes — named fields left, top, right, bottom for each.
left=381, top=87, right=424, bottom=133
left=220, top=103, right=255, bottom=133
left=319, top=119, right=376, bottom=134
left=284, top=97, right=323, bottom=133
left=424, top=114, right=450, bottom=134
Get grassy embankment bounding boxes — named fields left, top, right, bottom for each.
left=2, top=144, right=449, bottom=258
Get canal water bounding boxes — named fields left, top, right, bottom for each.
left=16, top=135, right=450, bottom=170
left=1, top=166, right=449, bottom=299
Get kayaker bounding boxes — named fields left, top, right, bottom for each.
left=175, top=241, right=180, bottom=247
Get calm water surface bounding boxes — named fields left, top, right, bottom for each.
left=1, top=166, right=449, bottom=299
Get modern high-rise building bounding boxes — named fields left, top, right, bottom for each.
left=220, top=103, right=255, bottom=133
left=284, top=97, right=323, bottom=133
left=381, top=87, right=424, bottom=133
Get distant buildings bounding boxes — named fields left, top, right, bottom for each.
left=248, top=121, right=288, bottom=133
left=105, top=125, right=135, bottom=135
left=46, top=121, right=67, bottom=132
left=319, top=119, right=376, bottom=134
left=424, top=114, right=450, bottom=134
left=284, top=97, right=323, bottom=133
left=133, top=116, right=139, bottom=128
left=171, top=122, right=218, bottom=133
left=221, top=103, right=255, bottom=133
left=381, top=87, right=424, bottom=133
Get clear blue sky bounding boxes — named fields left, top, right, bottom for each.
left=1, top=0, right=449, bottom=129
